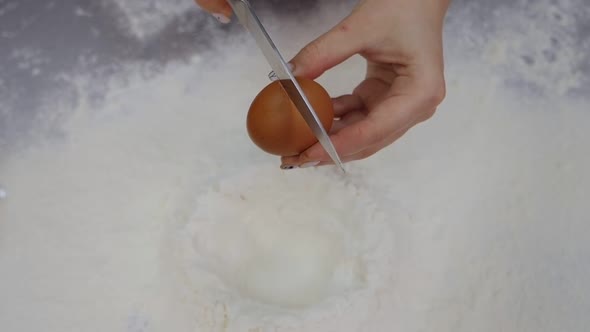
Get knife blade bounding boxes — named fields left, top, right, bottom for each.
left=227, top=0, right=345, bottom=172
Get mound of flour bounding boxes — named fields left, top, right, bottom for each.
left=175, top=164, right=399, bottom=330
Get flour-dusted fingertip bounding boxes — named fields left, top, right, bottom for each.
left=301, top=143, right=328, bottom=163
left=212, top=13, right=230, bottom=24
left=300, top=161, right=320, bottom=168
left=279, top=161, right=320, bottom=169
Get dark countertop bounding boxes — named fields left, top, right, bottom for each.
left=1, top=0, right=588, bottom=147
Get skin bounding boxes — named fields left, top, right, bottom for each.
left=195, top=0, right=451, bottom=168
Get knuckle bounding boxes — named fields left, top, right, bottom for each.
left=421, top=76, right=446, bottom=108
left=300, top=40, right=323, bottom=64
left=413, top=76, right=445, bottom=123
left=434, top=82, right=447, bottom=104
left=420, top=107, right=438, bottom=122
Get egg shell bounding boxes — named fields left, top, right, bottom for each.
left=247, top=77, right=334, bottom=156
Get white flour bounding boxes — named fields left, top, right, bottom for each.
left=107, top=0, right=197, bottom=40
left=1, top=0, right=589, bottom=331
left=174, top=164, right=398, bottom=330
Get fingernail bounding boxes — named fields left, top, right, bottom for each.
left=300, top=161, right=320, bottom=168
left=212, top=13, right=230, bottom=24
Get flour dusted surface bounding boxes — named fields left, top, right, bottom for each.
left=0, top=0, right=589, bottom=331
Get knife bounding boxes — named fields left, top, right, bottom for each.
left=226, top=0, right=345, bottom=172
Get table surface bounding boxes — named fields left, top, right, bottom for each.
left=1, top=1, right=589, bottom=331
left=1, top=0, right=589, bottom=140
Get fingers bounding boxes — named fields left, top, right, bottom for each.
left=289, top=19, right=365, bottom=79
left=317, top=126, right=411, bottom=166
left=332, top=94, right=365, bottom=117
left=329, top=94, right=366, bottom=133
left=279, top=96, right=420, bottom=168
left=194, top=0, right=232, bottom=22
left=279, top=67, right=446, bottom=169
left=332, top=97, right=415, bottom=156
left=281, top=122, right=407, bottom=169
left=330, top=109, right=367, bottom=133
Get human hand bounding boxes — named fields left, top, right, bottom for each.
left=280, top=0, right=450, bottom=169
left=193, top=0, right=233, bottom=23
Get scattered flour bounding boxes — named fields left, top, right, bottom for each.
left=0, top=1, right=19, bottom=18
left=107, top=0, right=199, bottom=40
left=10, top=47, right=49, bottom=75
left=0, top=0, right=589, bottom=331
left=74, top=6, right=93, bottom=18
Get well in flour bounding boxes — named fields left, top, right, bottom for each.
left=176, top=163, right=398, bottom=330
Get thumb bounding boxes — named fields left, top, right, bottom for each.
left=289, top=19, right=364, bottom=79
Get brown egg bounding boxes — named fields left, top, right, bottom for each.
left=247, top=77, right=334, bottom=156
